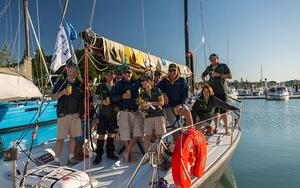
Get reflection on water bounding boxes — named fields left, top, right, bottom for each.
left=231, top=99, right=300, bottom=188
left=216, top=165, right=237, bottom=188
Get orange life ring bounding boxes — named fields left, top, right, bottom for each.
left=172, top=127, right=207, bottom=188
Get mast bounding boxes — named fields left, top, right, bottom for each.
left=184, top=0, right=194, bottom=93
left=22, top=0, right=32, bottom=80
left=23, top=0, right=30, bottom=59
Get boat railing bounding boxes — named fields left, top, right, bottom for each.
left=126, top=105, right=242, bottom=188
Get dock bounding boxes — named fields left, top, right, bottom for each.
left=237, top=95, right=300, bottom=100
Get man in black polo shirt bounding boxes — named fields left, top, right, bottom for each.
left=52, top=62, right=83, bottom=165
left=201, top=53, right=232, bottom=134
left=93, top=69, right=119, bottom=165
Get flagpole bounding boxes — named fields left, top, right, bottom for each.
left=60, top=0, right=69, bottom=27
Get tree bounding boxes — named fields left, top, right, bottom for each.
left=31, top=48, right=51, bottom=86
left=0, top=42, right=15, bottom=67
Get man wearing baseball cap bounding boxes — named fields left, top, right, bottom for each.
left=111, top=65, right=143, bottom=162
left=158, top=63, right=193, bottom=128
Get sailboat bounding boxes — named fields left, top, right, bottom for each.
left=0, top=0, right=241, bottom=187
left=0, top=1, right=57, bottom=133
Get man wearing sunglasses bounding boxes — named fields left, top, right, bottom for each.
left=154, top=70, right=162, bottom=86
left=111, top=65, right=143, bottom=162
left=201, top=53, right=232, bottom=134
left=158, top=63, right=193, bottom=128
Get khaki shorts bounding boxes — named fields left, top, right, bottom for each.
left=118, top=111, right=143, bottom=141
left=57, top=113, right=82, bottom=139
left=144, top=116, right=166, bottom=136
left=163, top=104, right=190, bottom=127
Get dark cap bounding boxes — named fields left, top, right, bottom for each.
left=154, top=70, right=162, bottom=76
left=140, top=73, right=152, bottom=81
left=209, top=53, right=219, bottom=60
left=168, top=63, right=177, bottom=70
left=122, top=65, right=132, bottom=72
left=107, top=68, right=116, bottom=74
left=116, top=67, right=123, bottom=75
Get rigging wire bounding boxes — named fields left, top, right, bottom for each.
left=11, top=7, right=22, bottom=63
left=18, top=0, right=21, bottom=70
left=58, top=0, right=63, bottom=12
left=89, top=0, right=97, bottom=29
left=5, top=9, right=8, bottom=44
left=35, top=0, right=44, bottom=86
left=8, top=1, right=13, bottom=49
left=141, top=0, right=147, bottom=51
left=0, top=0, right=10, bottom=18
left=88, top=53, right=109, bottom=72
left=226, top=5, right=230, bottom=65
left=200, top=0, right=207, bottom=68
left=27, top=11, right=52, bottom=87
left=30, top=28, right=41, bottom=88
left=35, top=0, right=41, bottom=44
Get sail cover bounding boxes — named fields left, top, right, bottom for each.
left=80, top=30, right=192, bottom=77
left=0, top=73, right=42, bottom=101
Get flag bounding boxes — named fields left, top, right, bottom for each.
left=50, top=26, right=72, bottom=72
left=65, top=21, right=78, bottom=41
left=70, top=43, right=78, bottom=64
left=65, top=21, right=78, bottom=64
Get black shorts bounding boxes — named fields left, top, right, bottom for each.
left=97, top=115, right=119, bottom=134
left=215, top=94, right=228, bottom=114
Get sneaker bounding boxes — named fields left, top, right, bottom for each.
left=67, top=158, right=79, bottom=166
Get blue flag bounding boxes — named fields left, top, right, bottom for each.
left=65, top=21, right=77, bottom=41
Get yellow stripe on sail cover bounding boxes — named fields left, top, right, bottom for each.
left=134, top=51, right=143, bottom=66
left=124, top=46, right=133, bottom=64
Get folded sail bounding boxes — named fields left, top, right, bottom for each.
left=80, top=30, right=192, bottom=77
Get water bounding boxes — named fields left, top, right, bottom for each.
left=1, top=99, right=300, bottom=187
left=0, top=123, right=57, bottom=149
left=230, top=99, right=300, bottom=188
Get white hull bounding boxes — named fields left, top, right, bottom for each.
left=266, top=94, right=289, bottom=101
left=266, top=86, right=290, bottom=101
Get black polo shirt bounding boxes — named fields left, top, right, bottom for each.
left=96, top=83, right=115, bottom=118
left=52, top=78, right=83, bottom=117
left=202, top=63, right=231, bottom=95
left=139, top=87, right=164, bottom=118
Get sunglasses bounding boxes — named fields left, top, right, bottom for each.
left=123, top=71, right=132, bottom=74
left=169, top=69, right=177, bottom=72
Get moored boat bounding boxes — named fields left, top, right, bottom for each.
left=266, top=86, right=289, bottom=100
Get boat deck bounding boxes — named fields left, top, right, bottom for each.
left=1, top=114, right=241, bottom=188
left=70, top=121, right=241, bottom=187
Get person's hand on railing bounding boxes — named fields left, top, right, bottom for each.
left=234, top=109, right=241, bottom=113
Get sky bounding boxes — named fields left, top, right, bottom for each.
left=0, top=0, right=300, bottom=82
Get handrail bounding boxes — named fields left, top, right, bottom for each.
left=125, top=107, right=242, bottom=188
